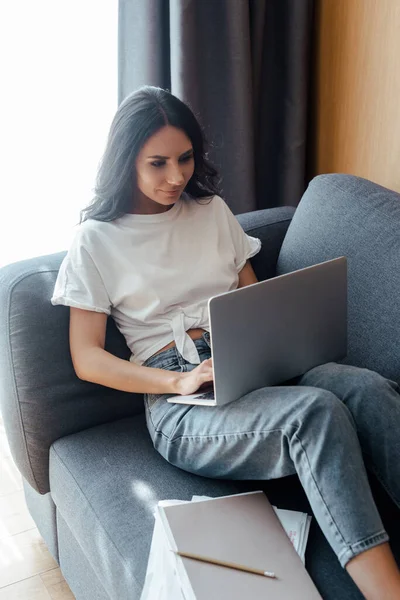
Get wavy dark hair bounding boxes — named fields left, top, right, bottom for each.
left=81, top=86, right=221, bottom=222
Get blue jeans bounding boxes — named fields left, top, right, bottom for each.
left=143, top=333, right=400, bottom=567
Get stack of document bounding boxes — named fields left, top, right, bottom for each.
left=272, top=505, right=311, bottom=564
left=140, top=491, right=317, bottom=600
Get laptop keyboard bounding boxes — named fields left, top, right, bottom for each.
left=193, top=391, right=215, bottom=401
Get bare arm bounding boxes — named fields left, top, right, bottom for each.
left=69, top=260, right=253, bottom=395
left=69, top=308, right=213, bottom=395
left=237, top=260, right=258, bottom=288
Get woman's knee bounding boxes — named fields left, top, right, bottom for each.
left=289, top=387, right=358, bottom=457
left=338, top=367, right=399, bottom=410
left=297, top=387, right=353, bottom=428
left=300, top=362, right=348, bottom=389
left=300, top=362, right=398, bottom=404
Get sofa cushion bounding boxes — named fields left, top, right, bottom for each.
left=50, top=414, right=251, bottom=599
left=49, top=413, right=380, bottom=600
left=277, top=174, right=400, bottom=385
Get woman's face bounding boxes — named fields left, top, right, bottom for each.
left=134, top=125, right=195, bottom=214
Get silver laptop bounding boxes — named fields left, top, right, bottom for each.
left=167, top=257, right=347, bottom=407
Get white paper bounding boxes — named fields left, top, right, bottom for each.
left=272, top=507, right=312, bottom=564
left=140, top=500, right=189, bottom=600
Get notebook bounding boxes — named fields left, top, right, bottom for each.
left=157, top=490, right=322, bottom=599
left=191, top=495, right=312, bottom=564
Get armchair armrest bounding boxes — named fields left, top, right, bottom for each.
left=0, top=255, right=139, bottom=495
left=237, top=206, right=296, bottom=280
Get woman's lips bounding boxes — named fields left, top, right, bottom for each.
left=162, top=189, right=181, bottom=197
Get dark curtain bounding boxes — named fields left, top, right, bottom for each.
left=118, top=0, right=313, bottom=213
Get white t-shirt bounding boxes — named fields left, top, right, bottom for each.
left=51, top=194, right=261, bottom=365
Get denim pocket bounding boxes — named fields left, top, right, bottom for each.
left=143, top=338, right=211, bottom=411
left=142, top=347, right=180, bottom=370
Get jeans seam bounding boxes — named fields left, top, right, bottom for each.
left=349, top=530, right=388, bottom=547
left=168, top=426, right=289, bottom=444
left=291, top=431, right=349, bottom=551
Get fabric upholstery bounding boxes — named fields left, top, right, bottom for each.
left=23, top=480, right=59, bottom=562
left=57, top=513, right=110, bottom=600
left=277, top=174, right=400, bottom=385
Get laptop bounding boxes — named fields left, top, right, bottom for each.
left=167, top=257, right=347, bottom=407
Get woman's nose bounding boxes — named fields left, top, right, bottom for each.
left=166, top=165, right=185, bottom=185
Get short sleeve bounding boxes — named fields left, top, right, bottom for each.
left=218, top=197, right=262, bottom=272
left=51, top=230, right=111, bottom=314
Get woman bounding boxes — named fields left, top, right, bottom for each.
left=52, top=86, right=400, bottom=599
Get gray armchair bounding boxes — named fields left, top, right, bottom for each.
left=0, top=174, right=399, bottom=599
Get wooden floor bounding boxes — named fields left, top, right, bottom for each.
left=0, top=416, right=75, bottom=599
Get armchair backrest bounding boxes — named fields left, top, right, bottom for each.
left=277, top=174, right=400, bottom=386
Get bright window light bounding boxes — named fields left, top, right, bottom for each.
left=0, top=1, right=118, bottom=267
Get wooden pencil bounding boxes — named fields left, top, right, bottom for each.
left=173, top=550, right=276, bottom=579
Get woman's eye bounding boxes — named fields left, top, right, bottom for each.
left=150, top=155, right=193, bottom=168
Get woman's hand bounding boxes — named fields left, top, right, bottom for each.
left=175, top=358, right=214, bottom=395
